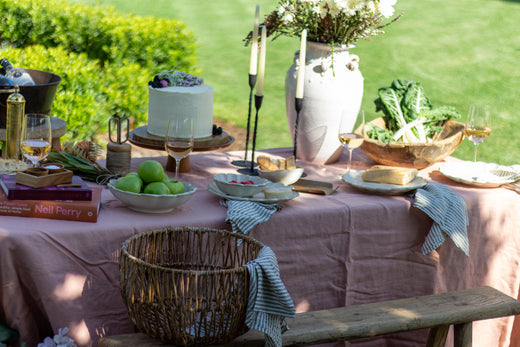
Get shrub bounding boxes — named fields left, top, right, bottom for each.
left=0, top=0, right=200, bottom=141
left=0, top=45, right=151, bottom=141
left=0, top=0, right=198, bottom=72
left=1, top=45, right=106, bottom=141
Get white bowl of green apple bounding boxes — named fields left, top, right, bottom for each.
left=107, top=160, right=197, bottom=213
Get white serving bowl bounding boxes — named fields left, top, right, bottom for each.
left=258, top=167, right=304, bottom=185
left=107, top=179, right=197, bottom=213
left=213, top=173, right=270, bottom=197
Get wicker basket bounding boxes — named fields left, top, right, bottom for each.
left=120, top=227, right=264, bottom=346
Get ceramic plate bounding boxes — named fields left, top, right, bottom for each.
left=341, top=170, right=428, bottom=195
left=439, top=161, right=520, bottom=188
left=208, top=182, right=299, bottom=203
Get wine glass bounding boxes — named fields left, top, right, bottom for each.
left=338, top=110, right=365, bottom=172
left=20, top=113, right=52, bottom=168
left=465, top=105, right=491, bottom=162
left=164, top=116, right=194, bottom=179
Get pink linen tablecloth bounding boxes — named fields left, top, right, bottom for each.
left=1, top=148, right=520, bottom=346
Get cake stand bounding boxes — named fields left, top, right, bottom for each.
left=129, top=125, right=235, bottom=172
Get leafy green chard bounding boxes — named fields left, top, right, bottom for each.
left=372, top=79, right=460, bottom=144
left=366, top=124, right=394, bottom=143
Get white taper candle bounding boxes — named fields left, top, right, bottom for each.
left=256, top=26, right=267, bottom=97
left=249, top=5, right=260, bottom=75
left=295, top=29, right=307, bottom=99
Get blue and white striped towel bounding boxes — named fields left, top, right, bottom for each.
left=413, top=182, right=469, bottom=256
left=220, top=200, right=282, bottom=237
left=243, top=246, right=296, bottom=347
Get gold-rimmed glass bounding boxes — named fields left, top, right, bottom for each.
left=465, top=105, right=491, bottom=162
left=20, top=113, right=52, bottom=167
left=164, top=116, right=194, bottom=179
left=338, top=110, right=365, bottom=172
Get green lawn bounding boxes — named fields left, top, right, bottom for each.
left=71, top=0, right=520, bottom=165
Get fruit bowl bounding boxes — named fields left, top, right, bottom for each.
left=258, top=167, right=304, bottom=185
left=213, top=173, right=269, bottom=197
left=107, top=179, right=197, bottom=213
left=359, top=117, right=465, bottom=169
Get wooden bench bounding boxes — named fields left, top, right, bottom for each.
left=98, top=286, right=520, bottom=347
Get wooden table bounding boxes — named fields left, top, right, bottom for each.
left=1, top=148, right=520, bottom=347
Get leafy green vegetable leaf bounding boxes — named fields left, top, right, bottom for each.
left=367, top=124, right=394, bottom=144
left=372, top=79, right=460, bottom=143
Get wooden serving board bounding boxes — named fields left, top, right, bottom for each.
left=129, top=125, right=234, bottom=151
left=291, top=179, right=336, bottom=195
left=16, top=169, right=73, bottom=188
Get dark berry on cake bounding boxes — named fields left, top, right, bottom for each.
left=212, top=124, right=223, bottom=135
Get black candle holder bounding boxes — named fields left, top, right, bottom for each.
left=231, top=74, right=259, bottom=169
left=238, top=94, right=263, bottom=176
left=293, top=97, right=303, bottom=158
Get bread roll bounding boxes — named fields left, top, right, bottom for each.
left=285, top=156, right=296, bottom=170
left=361, top=165, right=418, bottom=185
left=257, top=155, right=297, bottom=171
left=257, top=155, right=280, bottom=171
left=0, top=159, right=29, bottom=172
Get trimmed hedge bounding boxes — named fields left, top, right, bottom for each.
left=0, top=0, right=200, bottom=141
left=0, top=0, right=198, bottom=72
left=0, top=45, right=152, bottom=142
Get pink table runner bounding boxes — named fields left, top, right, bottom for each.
left=1, top=148, right=520, bottom=346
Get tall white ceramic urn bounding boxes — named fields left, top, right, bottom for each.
left=286, top=41, right=364, bottom=164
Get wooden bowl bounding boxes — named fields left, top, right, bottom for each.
left=359, top=117, right=465, bottom=169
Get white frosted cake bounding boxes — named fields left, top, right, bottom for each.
left=147, top=70, right=214, bottom=139
left=147, top=85, right=214, bottom=138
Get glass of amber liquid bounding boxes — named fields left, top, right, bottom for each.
left=20, top=113, right=52, bottom=167
left=338, top=110, right=365, bottom=172
left=164, top=116, right=194, bottom=179
left=465, top=105, right=491, bottom=162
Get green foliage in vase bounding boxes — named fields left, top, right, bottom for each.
left=245, top=0, right=401, bottom=47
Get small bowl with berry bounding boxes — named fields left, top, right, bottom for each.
left=213, top=173, right=270, bottom=197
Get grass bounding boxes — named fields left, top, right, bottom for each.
left=70, top=0, right=520, bottom=165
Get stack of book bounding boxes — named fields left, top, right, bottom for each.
left=0, top=174, right=101, bottom=223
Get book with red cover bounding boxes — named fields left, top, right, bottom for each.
left=0, top=174, right=92, bottom=201
left=0, top=187, right=102, bottom=222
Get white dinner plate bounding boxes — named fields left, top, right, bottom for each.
left=341, top=170, right=428, bottom=195
left=439, top=161, right=520, bottom=188
left=208, top=182, right=299, bottom=203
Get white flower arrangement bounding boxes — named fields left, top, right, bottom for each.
left=246, top=0, right=401, bottom=47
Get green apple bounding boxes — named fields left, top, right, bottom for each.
left=143, top=181, right=170, bottom=195
left=116, top=175, right=143, bottom=193
left=138, top=160, right=165, bottom=183
left=164, top=179, right=185, bottom=194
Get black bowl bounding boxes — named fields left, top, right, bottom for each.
left=0, top=69, right=62, bottom=128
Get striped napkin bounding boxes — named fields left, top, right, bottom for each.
left=413, top=182, right=470, bottom=256
left=243, top=246, right=296, bottom=347
left=220, top=200, right=282, bottom=237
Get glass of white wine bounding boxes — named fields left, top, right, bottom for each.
left=338, top=110, right=365, bottom=172
left=20, top=113, right=52, bottom=167
left=465, top=105, right=491, bottom=162
left=164, top=116, right=194, bottom=179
